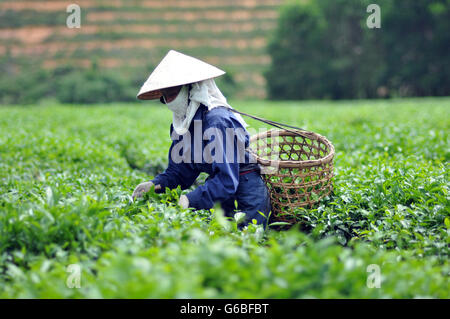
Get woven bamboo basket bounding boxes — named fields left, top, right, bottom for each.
left=249, top=129, right=335, bottom=224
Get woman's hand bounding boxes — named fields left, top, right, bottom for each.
left=132, top=181, right=160, bottom=201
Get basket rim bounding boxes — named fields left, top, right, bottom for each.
left=249, top=129, right=335, bottom=168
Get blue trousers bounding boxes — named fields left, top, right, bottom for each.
left=221, top=170, right=271, bottom=229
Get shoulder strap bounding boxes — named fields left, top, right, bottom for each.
left=229, top=108, right=306, bottom=136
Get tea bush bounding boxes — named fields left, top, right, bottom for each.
left=0, top=98, right=448, bottom=298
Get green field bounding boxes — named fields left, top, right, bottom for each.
left=0, top=98, right=449, bottom=298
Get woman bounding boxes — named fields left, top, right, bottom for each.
left=132, top=50, right=271, bottom=228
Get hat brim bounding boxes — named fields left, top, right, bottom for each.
left=136, top=77, right=221, bottom=100
left=137, top=89, right=163, bottom=100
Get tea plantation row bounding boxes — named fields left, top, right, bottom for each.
left=0, top=98, right=448, bottom=297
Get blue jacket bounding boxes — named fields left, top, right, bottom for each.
left=152, top=104, right=258, bottom=210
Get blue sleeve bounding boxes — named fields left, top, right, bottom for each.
left=151, top=127, right=199, bottom=192
left=185, top=116, right=243, bottom=210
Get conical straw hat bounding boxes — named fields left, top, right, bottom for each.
left=137, top=50, right=226, bottom=100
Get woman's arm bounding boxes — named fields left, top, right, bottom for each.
left=185, top=116, right=244, bottom=210
left=151, top=130, right=199, bottom=192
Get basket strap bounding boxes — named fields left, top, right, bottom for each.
left=229, top=108, right=306, bottom=135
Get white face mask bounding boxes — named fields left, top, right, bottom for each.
left=164, top=85, right=189, bottom=116
left=162, top=80, right=247, bottom=136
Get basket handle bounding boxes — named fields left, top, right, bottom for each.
left=230, top=108, right=306, bottom=136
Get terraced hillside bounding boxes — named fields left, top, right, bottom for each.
left=0, top=0, right=284, bottom=99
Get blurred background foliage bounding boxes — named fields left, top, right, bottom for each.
left=0, top=0, right=448, bottom=104
left=0, top=0, right=276, bottom=104
left=266, top=0, right=450, bottom=100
